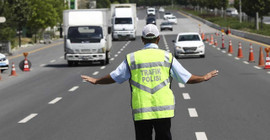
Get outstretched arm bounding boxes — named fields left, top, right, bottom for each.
left=81, top=74, right=115, bottom=85
left=187, top=70, right=218, bottom=84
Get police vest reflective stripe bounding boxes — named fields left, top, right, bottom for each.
left=127, top=49, right=175, bottom=121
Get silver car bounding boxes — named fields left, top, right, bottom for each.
left=160, top=22, right=173, bottom=31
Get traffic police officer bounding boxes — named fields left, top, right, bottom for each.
left=81, top=24, right=218, bottom=140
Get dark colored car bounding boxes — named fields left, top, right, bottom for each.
left=146, top=17, right=156, bottom=25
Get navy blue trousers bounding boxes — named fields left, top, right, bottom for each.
left=134, top=118, right=172, bottom=140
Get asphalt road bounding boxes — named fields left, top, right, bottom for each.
left=0, top=9, right=270, bottom=140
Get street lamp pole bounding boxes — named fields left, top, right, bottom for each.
left=239, top=0, right=242, bottom=23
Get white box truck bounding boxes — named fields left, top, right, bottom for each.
left=63, top=9, right=112, bottom=66
left=111, top=4, right=137, bottom=40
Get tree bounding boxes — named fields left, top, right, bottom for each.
left=97, top=0, right=111, bottom=8
left=242, top=0, right=270, bottom=29
left=27, top=0, right=59, bottom=43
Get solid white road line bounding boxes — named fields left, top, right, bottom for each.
left=69, top=86, right=79, bottom=92
left=48, top=97, right=62, bottom=104
left=93, top=71, right=99, bottom=75
left=178, top=83, right=185, bottom=88
left=18, top=113, right=38, bottom=123
left=188, top=108, right=198, bottom=117
left=182, top=93, right=191, bottom=100
left=195, top=132, right=208, bottom=140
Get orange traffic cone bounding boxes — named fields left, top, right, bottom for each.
left=248, top=43, right=255, bottom=62
left=221, top=34, right=225, bottom=49
left=210, top=35, right=214, bottom=45
left=214, top=39, right=218, bottom=47
left=10, top=62, right=17, bottom=76
left=206, top=36, right=209, bottom=43
left=227, top=27, right=231, bottom=35
left=264, top=48, right=270, bottom=69
left=228, top=40, right=233, bottom=53
left=23, top=58, right=30, bottom=71
left=258, top=47, right=265, bottom=67
left=237, top=42, right=243, bottom=58
left=201, top=32, right=205, bottom=40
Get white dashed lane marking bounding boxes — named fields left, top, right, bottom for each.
left=182, top=93, right=191, bottom=100
left=195, top=132, right=208, bottom=140
left=100, top=66, right=106, bottom=70
left=188, top=108, right=198, bottom=117
left=178, top=83, right=185, bottom=88
left=93, top=71, right=99, bottom=75
left=68, top=86, right=79, bottom=92
left=48, top=97, right=62, bottom=104
left=18, top=113, right=38, bottom=123
left=50, top=60, right=56, bottom=63
left=40, top=64, right=46, bottom=67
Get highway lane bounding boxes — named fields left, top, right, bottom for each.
left=0, top=9, right=270, bottom=140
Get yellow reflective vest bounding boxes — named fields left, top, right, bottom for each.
left=126, top=48, right=175, bottom=121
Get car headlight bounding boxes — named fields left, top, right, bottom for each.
left=0, top=58, right=6, bottom=61
left=98, top=47, right=106, bottom=53
left=198, top=45, right=204, bottom=48
left=175, top=46, right=182, bottom=50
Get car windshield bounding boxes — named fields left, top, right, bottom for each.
left=165, top=13, right=171, bottom=15
left=68, top=26, right=103, bottom=43
left=178, top=35, right=200, bottom=41
left=115, top=18, right=132, bottom=24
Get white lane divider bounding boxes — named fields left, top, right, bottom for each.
left=110, top=58, right=115, bottom=61
left=50, top=60, right=56, bottom=63
left=100, top=66, right=106, bottom=70
left=182, top=93, right=191, bottom=100
left=60, top=56, right=64, bottom=59
left=114, top=54, right=118, bottom=57
left=48, top=97, right=62, bottom=104
left=18, top=113, right=38, bottom=123
left=40, top=64, right=46, bottom=67
left=188, top=108, right=198, bottom=117
left=178, top=83, right=185, bottom=88
left=93, top=71, right=99, bottom=75
left=234, top=57, right=240, bottom=60
left=195, top=132, right=208, bottom=140
left=69, top=86, right=79, bottom=92
left=254, top=66, right=262, bottom=69
left=243, top=61, right=249, bottom=64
